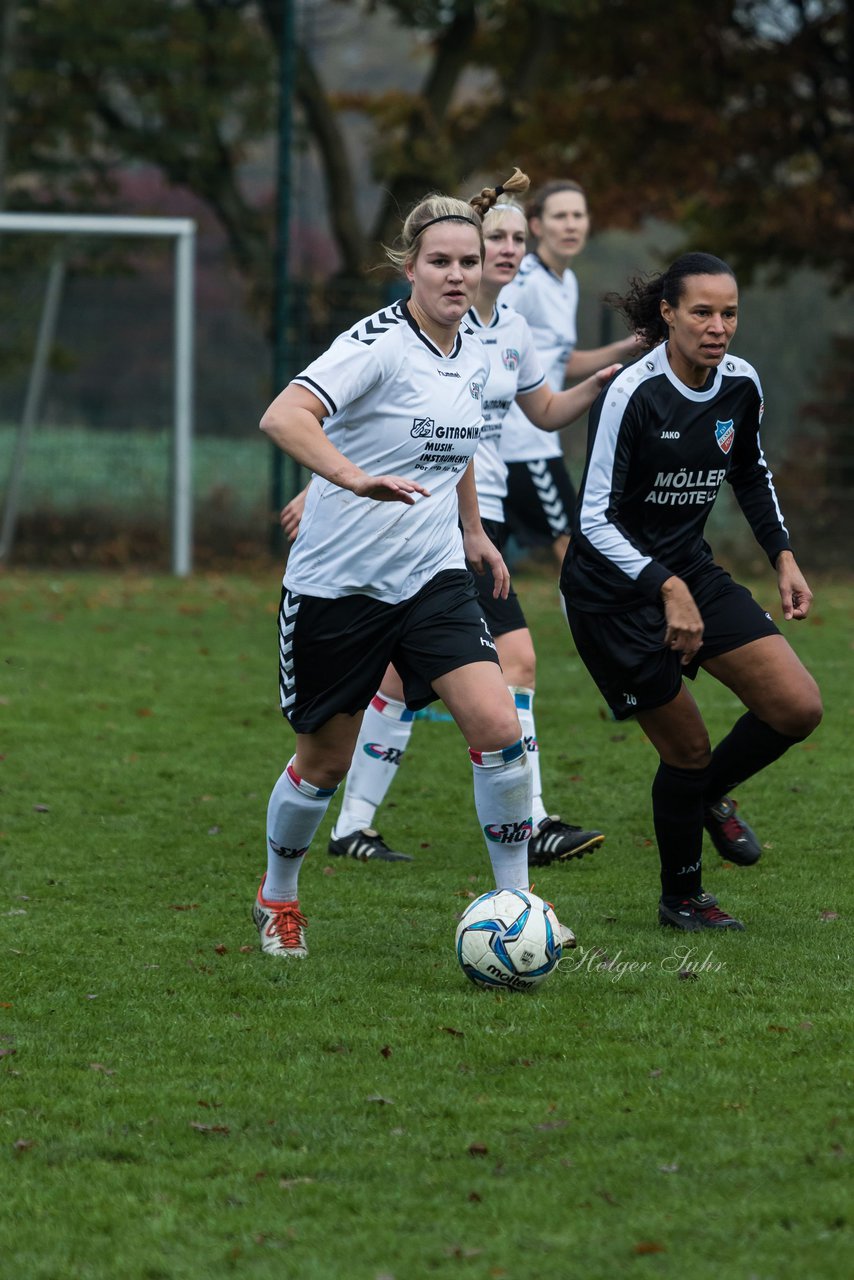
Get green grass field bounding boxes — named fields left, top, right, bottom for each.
left=1, top=568, right=851, bottom=1279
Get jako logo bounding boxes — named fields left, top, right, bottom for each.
left=483, top=819, right=533, bottom=844
left=662, top=430, right=680, bottom=439
left=411, top=417, right=434, bottom=437
left=363, top=744, right=404, bottom=765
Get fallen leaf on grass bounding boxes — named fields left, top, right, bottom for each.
left=366, top=1095, right=394, bottom=1106
left=0, top=1047, right=17, bottom=1058
left=89, top=1063, right=115, bottom=1075
left=13, top=1139, right=35, bottom=1152
left=468, top=1143, right=488, bottom=1157
left=535, top=1120, right=568, bottom=1131
left=677, top=970, right=699, bottom=981
left=136, top=708, right=153, bottom=717
left=820, top=910, right=840, bottom=922
left=633, top=1242, right=666, bottom=1255
left=658, top=1163, right=679, bottom=1174
left=441, top=1026, right=464, bottom=1037
left=214, top=943, right=227, bottom=955
left=468, top=1190, right=482, bottom=1202
left=33, top=804, right=50, bottom=813
left=444, top=1246, right=483, bottom=1260
left=649, top=1068, right=663, bottom=1078
left=767, top=1024, right=790, bottom=1033
left=190, top=1122, right=230, bottom=1135
left=279, top=1176, right=316, bottom=1190
left=169, top=903, right=200, bottom=911
left=380, top=1045, right=392, bottom=1059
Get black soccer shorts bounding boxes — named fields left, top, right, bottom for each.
left=565, top=562, right=781, bottom=721
left=278, top=569, right=501, bottom=733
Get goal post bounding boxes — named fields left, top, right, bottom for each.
left=0, top=212, right=196, bottom=575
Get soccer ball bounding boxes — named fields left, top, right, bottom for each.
left=455, top=888, right=562, bottom=992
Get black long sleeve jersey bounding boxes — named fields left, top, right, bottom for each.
left=562, top=343, right=791, bottom=613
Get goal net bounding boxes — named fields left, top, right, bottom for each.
left=0, top=213, right=195, bottom=574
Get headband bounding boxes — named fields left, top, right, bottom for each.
left=413, top=213, right=480, bottom=238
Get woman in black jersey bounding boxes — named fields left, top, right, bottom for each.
left=561, top=252, right=822, bottom=931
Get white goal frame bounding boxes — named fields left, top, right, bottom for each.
left=0, top=212, right=196, bottom=575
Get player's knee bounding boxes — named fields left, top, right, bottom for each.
left=780, top=687, right=823, bottom=740
left=296, top=754, right=350, bottom=791
left=663, top=734, right=712, bottom=771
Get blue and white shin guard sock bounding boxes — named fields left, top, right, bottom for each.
left=508, top=686, right=547, bottom=827
left=264, top=758, right=338, bottom=902
left=331, top=693, right=415, bottom=839
left=470, top=741, right=533, bottom=891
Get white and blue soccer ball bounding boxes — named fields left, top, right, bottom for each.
left=455, top=888, right=562, bottom=992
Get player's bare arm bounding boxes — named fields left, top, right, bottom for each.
left=516, top=363, right=622, bottom=432
left=457, top=461, right=510, bottom=599
left=261, top=384, right=431, bottom=504
left=660, top=575, right=705, bottom=665
left=280, top=483, right=309, bottom=539
left=775, top=549, right=813, bottom=621
left=565, top=333, right=645, bottom=380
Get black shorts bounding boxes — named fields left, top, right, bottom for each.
left=565, top=563, right=781, bottom=721
left=466, top=519, right=528, bottom=639
left=504, top=457, right=576, bottom=546
left=278, top=569, right=501, bottom=733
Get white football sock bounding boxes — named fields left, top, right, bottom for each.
left=264, top=758, right=337, bottom=902
left=469, top=741, right=532, bottom=890
left=331, top=694, right=415, bottom=839
left=509, top=686, right=548, bottom=827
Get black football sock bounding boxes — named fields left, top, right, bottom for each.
left=703, top=711, right=802, bottom=804
left=652, top=761, right=710, bottom=901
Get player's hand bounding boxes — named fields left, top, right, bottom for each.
left=594, top=363, right=622, bottom=387
left=350, top=474, right=431, bottom=504
left=776, top=550, right=813, bottom=620
left=279, top=489, right=307, bottom=541
left=660, top=576, right=704, bottom=665
left=464, top=527, right=510, bottom=599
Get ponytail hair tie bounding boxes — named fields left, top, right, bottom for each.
left=494, top=184, right=505, bottom=198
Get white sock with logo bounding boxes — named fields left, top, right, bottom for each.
left=469, top=742, right=532, bottom=890
left=509, top=686, right=548, bottom=827
left=331, top=694, right=415, bottom=839
left=264, top=759, right=338, bottom=902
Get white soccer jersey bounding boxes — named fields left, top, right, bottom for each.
left=497, top=253, right=579, bottom=462
left=285, top=300, right=489, bottom=604
left=466, top=303, right=546, bottom=522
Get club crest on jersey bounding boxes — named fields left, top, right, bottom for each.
left=470, top=381, right=482, bottom=401
left=411, top=417, right=434, bottom=438
left=502, top=348, right=520, bottom=371
left=715, top=419, right=735, bottom=454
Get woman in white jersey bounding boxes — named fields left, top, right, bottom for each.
left=254, top=172, right=579, bottom=960
left=500, top=179, right=642, bottom=566
left=313, top=195, right=619, bottom=873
